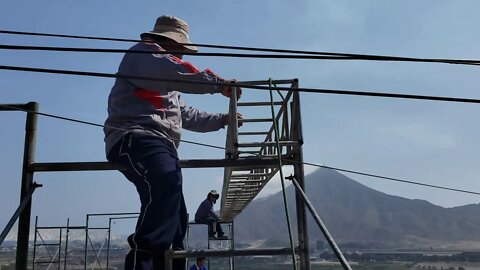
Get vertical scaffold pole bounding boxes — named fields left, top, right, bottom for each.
left=64, top=218, right=70, bottom=270
left=16, top=101, right=39, bottom=270
left=84, top=214, right=90, bottom=270
left=32, top=216, right=38, bottom=270
left=291, top=84, right=311, bottom=270
left=231, top=221, right=235, bottom=270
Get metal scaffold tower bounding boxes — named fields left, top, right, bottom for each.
left=0, top=79, right=352, bottom=270
left=167, top=79, right=312, bottom=270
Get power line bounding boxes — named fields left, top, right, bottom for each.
left=2, top=43, right=479, bottom=66
left=1, top=30, right=480, bottom=66
left=2, top=64, right=480, bottom=105
left=0, top=44, right=353, bottom=60
left=1, top=103, right=478, bottom=196
left=0, top=104, right=225, bottom=150
left=286, top=159, right=480, bottom=196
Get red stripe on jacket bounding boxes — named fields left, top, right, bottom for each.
left=134, top=89, right=164, bottom=109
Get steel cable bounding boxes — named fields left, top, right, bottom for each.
left=1, top=29, right=480, bottom=66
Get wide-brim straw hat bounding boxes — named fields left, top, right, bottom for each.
left=208, top=190, right=220, bottom=199
left=140, top=15, right=198, bottom=53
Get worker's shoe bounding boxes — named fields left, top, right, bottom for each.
left=216, top=232, right=228, bottom=240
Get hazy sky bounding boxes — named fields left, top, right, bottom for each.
left=1, top=0, right=480, bottom=233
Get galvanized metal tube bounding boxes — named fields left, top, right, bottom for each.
left=170, top=247, right=294, bottom=259
left=0, top=182, right=41, bottom=246
left=106, top=218, right=112, bottom=270
left=289, top=175, right=352, bottom=270
left=269, top=80, right=297, bottom=270
left=58, top=224, right=62, bottom=267
left=31, top=157, right=297, bottom=172
left=237, top=79, right=296, bottom=86
left=237, top=141, right=299, bottom=148
left=231, top=221, right=235, bottom=270
left=237, top=101, right=283, bottom=106
left=221, top=87, right=239, bottom=214
left=16, top=102, right=38, bottom=270
left=230, top=87, right=239, bottom=154
left=238, top=131, right=269, bottom=136
left=84, top=214, right=89, bottom=270
left=0, top=103, right=32, bottom=111
left=64, top=219, right=70, bottom=270
left=241, top=118, right=273, bottom=123
left=32, top=216, right=38, bottom=270
left=291, top=89, right=311, bottom=270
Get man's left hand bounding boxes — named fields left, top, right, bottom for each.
left=221, top=81, right=242, bottom=100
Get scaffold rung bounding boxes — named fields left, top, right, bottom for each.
left=242, top=118, right=273, bottom=123
left=231, top=173, right=270, bottom=177
left=237, top=101, right=283, bottom=106
left=238, top=131, right=270, bottom=135
left=238, top=141, right=299, bottom=148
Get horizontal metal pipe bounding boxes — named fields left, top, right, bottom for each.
left=237, top=102, right=283, bottom=106
left=227, top=191, right=259, bottom=195
left=31, top=158, right=295, bottom=172
left=34, top=243, right=59, bottom=246
left=36, top=226, right=86, bottom=229
left=188, top=221, right=232, bottom=225
left=230, top=173, right=268, bottom=177
left=242, top=118, right=273, bottom=123
left=229, top=183, right=262, bottom=186
left=229, top=178, right=266, bottom=181
left=238, top=79, right=297, bottom=85
left=238, top=150, right=263, bottom=154
left=0, top=103, right=32, bottom=111
left=238, top=132, right=269, bottom=135
left=231, top=173, right=270, bottom=177
left=170, top=248, right=294, bottom=259
left=238, top=141, right=299, bottom=148
left=109, top=216, right=139, bottom=220
left=227, top=191, right=257, bottom=194
left=87, top=212, right=139, bottom=217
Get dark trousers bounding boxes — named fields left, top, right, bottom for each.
left=195, top=216, right=224, bottom=237
left=107, top=132, right=187, bottom=270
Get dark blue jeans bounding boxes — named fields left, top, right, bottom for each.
left=195, top=216, right=224, bottom=238
left=107, top=132, right=187, bottom=270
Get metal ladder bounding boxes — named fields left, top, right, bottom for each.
left=220, top=79, right=302, bottom=222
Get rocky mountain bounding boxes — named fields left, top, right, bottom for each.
left=233, top=168, right=480, bottom=249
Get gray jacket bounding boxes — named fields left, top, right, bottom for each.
left=104, top=41, right=227, bottom=154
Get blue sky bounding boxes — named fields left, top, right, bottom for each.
left=1, top=0, right=480, bottom=233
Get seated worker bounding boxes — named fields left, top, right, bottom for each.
left=189, top=257, right=207, bottom=270
left=194, top=190, right=227, bottom=239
